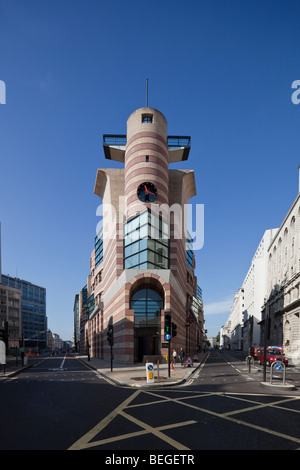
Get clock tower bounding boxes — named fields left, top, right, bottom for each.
left=124, top=107, right=169, bottom=219
left=84, top=105, right=203, bottom=362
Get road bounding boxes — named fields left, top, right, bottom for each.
left=0, top=351, right=300, bottom=452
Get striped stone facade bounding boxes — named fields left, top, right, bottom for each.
left=80, top=107, right=204, bottom=362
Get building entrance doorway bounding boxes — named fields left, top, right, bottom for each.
left=130, top=287, right=163, bottom=362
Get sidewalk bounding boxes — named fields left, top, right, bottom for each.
left=78, top=352, right=208, bottom=387
left=0, top=356, right=38, bottom=378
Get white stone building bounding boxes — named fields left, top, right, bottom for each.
left=221, top=288, right=244, bottom=350
left=221, top=229, right=277, bottom=351
left=222, top=167, right=300, bottom=362
left=262, top=174, right=300, bottom=364
left=242, top=229, right=277, bottom=349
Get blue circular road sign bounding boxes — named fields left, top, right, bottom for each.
left=165, top=333, right=171, bottom=340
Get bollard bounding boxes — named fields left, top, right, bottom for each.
left=145, top=362, right=155, bottom=384
left=246, top=355, right=254, bottom=373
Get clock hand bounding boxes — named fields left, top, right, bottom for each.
left=144, top=185, right=156, bottom=196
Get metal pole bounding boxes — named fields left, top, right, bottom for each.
left=247, top=356, right=251, bottom=373
left=146, top=78, right=148, bottom=107
left=263, top=313, right=268, bottom=382
left=168, top=340, right=170, bottom=377
left=270, top=363, right=274, bottom=384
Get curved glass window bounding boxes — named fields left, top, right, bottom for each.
left=131, top=288, right=163, bottom=327
left=131, top=287, right=164, bottom=362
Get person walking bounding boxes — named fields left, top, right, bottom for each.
left=179, top=348, right=185, bottom=366
left=172, top=349, right=177, bottom=364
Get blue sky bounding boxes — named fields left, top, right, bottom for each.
left=0, top=0, right=300, bottom=341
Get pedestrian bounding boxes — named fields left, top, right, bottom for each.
left=179, top=348, right=185, bottom=366
left=172, top=349, right=177, bottom=364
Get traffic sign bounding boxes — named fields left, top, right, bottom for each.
left=274, top=363, right=283, bottom=371
left=146, top=362, right=155, bottom=383
left=164, top=333, right=171, bottom=341
left=184, top=357, right=193, bottom=367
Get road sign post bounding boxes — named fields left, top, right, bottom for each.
left=164, top=312, right=172, bottom=377
left=270, top=361, right=286, bottom=385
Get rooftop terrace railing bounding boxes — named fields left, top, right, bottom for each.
left=103, top=135, right=191, bottom=147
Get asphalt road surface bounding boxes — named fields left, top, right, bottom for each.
left=1, top=351, right=300, bottom=453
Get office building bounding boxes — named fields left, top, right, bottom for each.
left=1, top=275, right=47, bottom=351
left=78, top=106, right=204, bottom=362
left=0, top=283, right=22, bottom=350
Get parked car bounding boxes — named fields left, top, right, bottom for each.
left=258, top=347, right=288, bottom=367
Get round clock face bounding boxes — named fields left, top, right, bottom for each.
left=137, top=182, right=157, bottom=202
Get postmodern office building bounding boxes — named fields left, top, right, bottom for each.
left=79, top=106, right=204, bottom=362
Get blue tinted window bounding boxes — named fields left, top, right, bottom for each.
left=124, top=209, right=170, bottom=269
left=95, top=227, right=103, bottom=267
left=131, top=288, right=163, bottom=327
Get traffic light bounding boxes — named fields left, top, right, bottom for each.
left=107, top=324, right=114, bottom=346
left=164, top=312, right=171, bottom=340
left=171, top=322, right=177, bottom=338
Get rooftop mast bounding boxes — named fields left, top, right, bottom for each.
left=146, top=77, right=148, bottom=107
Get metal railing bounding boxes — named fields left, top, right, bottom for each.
left=103, top=135, right=127, bottom=146
left=103, top=135, right=191, bottom=148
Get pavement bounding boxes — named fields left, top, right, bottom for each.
left=0, top=355, right=36, bottom=378
left=0, top=352, right=208, bottom=387
left=78, top=351, right=208, bottom=387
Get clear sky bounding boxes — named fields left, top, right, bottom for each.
left=0, top=0, right=300, bottom=341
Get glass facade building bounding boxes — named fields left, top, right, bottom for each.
left=1, top=275, right=47, bottom=350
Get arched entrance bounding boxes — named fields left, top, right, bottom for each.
left=130, top=286, right=164, bottom=362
